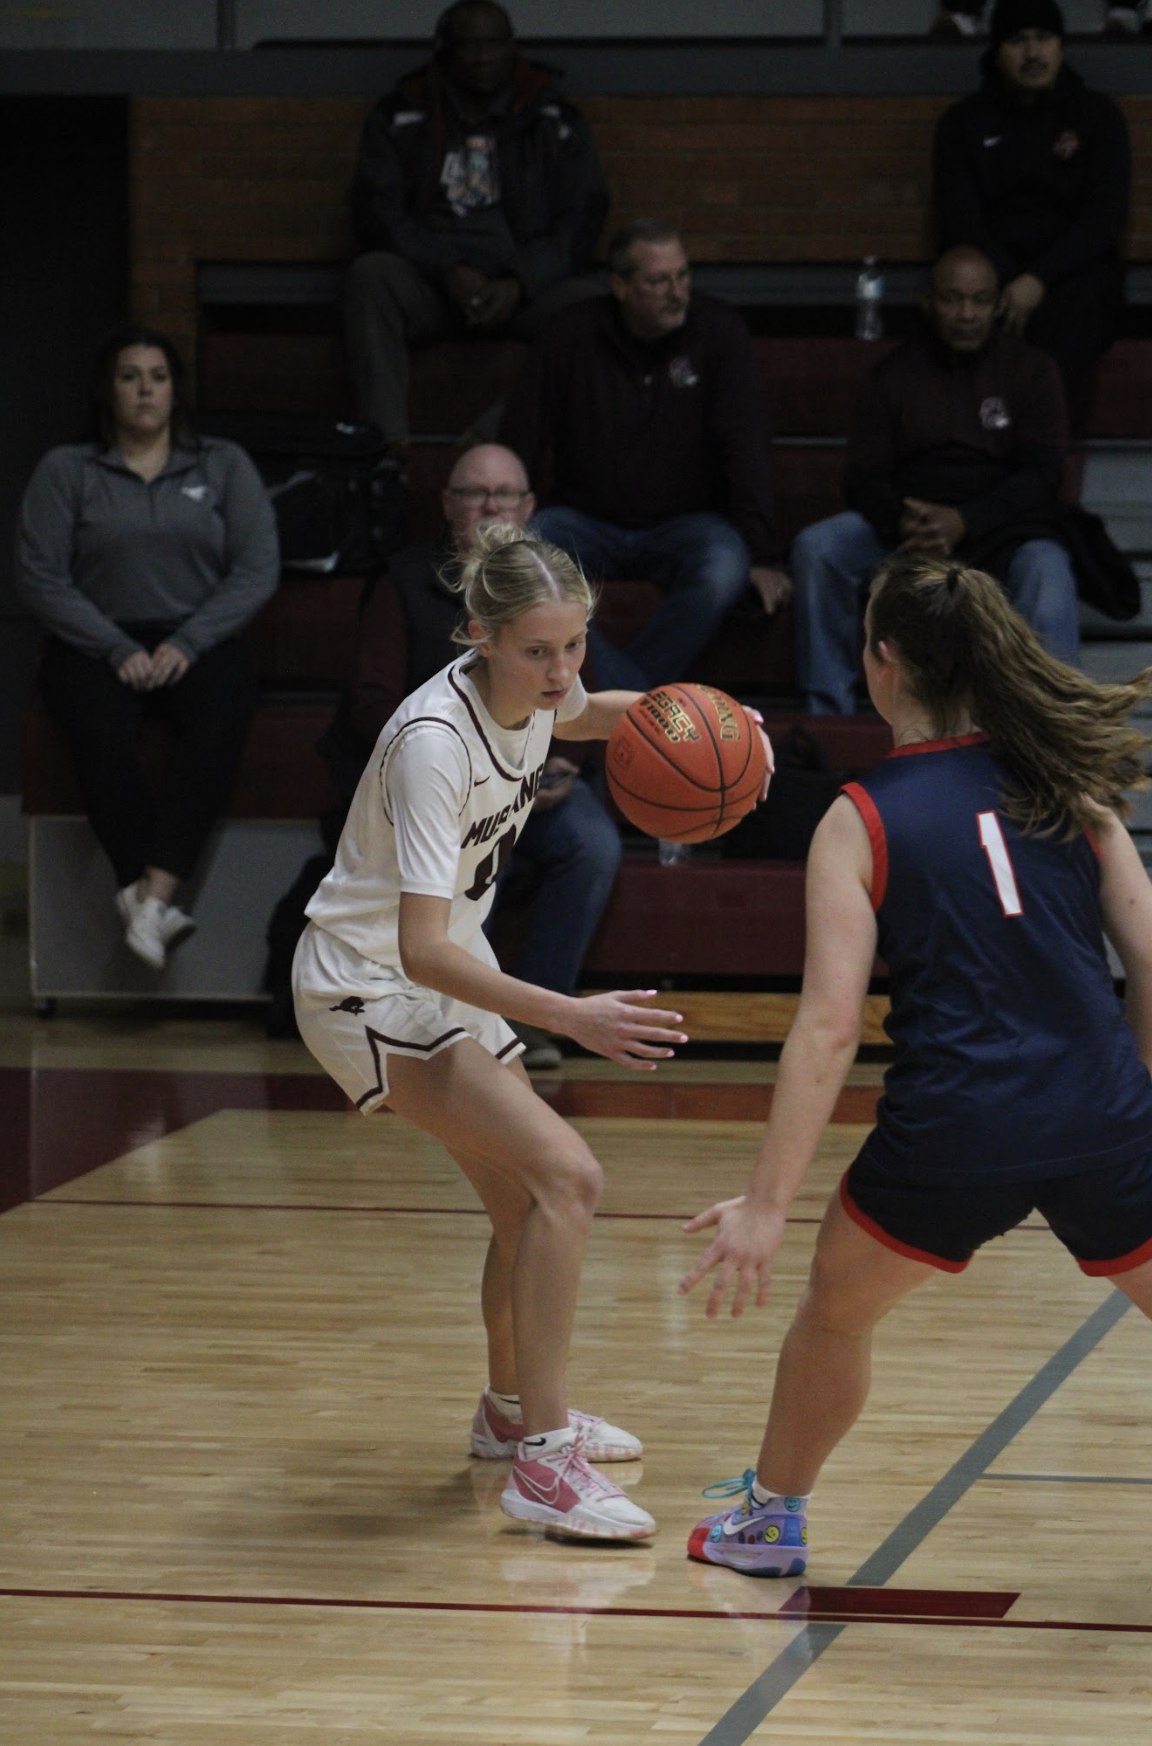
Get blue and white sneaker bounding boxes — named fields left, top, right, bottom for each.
left=687, top=1471, right=808, bottom=1577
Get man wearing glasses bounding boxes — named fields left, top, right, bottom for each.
left=500, top=218, right=791, bottom=687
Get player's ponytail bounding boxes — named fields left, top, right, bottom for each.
left=447, top=521, right=596, bottom=647
left=869, top=553, right=1151, bottom=837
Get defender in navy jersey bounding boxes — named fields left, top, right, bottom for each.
left=681, top=551, right=1152, bottom=1579
left=845, top=735, right=1152, bottom=1190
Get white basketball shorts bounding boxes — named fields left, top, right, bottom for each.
left=292, top=922, right=523, bottom=1113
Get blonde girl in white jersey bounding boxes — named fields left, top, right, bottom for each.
left=295, top=523, right=699, bottom=1541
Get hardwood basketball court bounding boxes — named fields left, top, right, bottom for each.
left=1, top=948, right=1149, bottom=1744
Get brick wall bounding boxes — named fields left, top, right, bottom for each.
left=130, top=91, right=1152, bottom=369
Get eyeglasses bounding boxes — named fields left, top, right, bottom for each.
left=447, top=487, right=529, bottom=509
left=632, top=269, right=691, bottom=293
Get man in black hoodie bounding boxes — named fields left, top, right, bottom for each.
left=791, top=246, right=1081, bottom=715
left=344, top=1, right=608, bottom=446
left=932, top=0, right=1130, bottom=399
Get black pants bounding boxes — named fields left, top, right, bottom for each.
left=38, top=627, right=257, bottom=889
left=1025, top=261, right=1125, bottom=410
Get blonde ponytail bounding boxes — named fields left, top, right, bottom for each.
left=445, top=522, right=595, bottom=647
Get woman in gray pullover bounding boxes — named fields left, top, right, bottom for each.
left=16, top=324, right=279, bottom=969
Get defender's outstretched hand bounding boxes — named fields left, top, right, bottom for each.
left=679, top=1195, right=787, bottom=1318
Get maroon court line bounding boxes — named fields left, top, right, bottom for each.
left=31, top=1198, right=813, bottom=1223
left=0, top=1585, right=1149, bottom=1634
left=31, top=1199, right=1055, bottom=1234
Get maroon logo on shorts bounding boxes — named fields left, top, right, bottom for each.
left=330, top=996, right=367, bottom=1014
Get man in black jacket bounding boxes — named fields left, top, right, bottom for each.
left=499, top=218, right=791, bottom=686
left=791, top=246, right=1084, bottom=715
left=933, top=0, right=1130, bottom=402
left=344, top=1, right=608, bottom=445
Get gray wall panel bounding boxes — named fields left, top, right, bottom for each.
left=0, top=1, right=216, bottom=50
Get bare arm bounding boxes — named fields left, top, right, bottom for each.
left=1096, top=807, right=1152, bottom=1072
left=679, top=796, right=877, bottom=1316
left=397, top=892, right=686, bottom=1070
left=551, top=688, right=641, bottom=741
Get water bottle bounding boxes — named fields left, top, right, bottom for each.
left=855, top=256, right=885, bottom=341
left=657, top=838, right=691, bottom=867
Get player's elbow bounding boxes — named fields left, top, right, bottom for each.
left=396, top=929, right=440, bottom=988
left=796, top=1001, right=863, bottom=1063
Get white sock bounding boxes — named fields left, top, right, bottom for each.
left=520, top=1425, right=574, bottom=1457
left=752, top=1479, right=811, bottom=1507
left=487, top=1387, right=522, bottom=1421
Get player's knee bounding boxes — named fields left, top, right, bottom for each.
left=541, top=1142, right=603, bottom=1222
left=345, top=250, right=409, bottom=319
left=791, top=512, right=865, bottom=581
left=696, top=534, right=750, bottom=600
left=797, top=1257, right=869, bottom=1337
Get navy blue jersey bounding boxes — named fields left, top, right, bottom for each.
left=844, top=735, right=1152, bottom=1182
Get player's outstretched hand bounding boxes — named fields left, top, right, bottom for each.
left=564, top=989, right=687, bottom=1070
left=678, top=1195, right=787, bottom=1318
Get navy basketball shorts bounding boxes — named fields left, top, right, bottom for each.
left=840, top=1144, right=1152, bottom=1276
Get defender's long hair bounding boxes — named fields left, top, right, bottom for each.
left=868, top=553, right=1151, bottom=837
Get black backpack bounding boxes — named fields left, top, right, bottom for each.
left=200, top=410, right=408, bottom=574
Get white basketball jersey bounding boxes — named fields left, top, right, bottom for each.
left=305, top=655, right=586, bottom=970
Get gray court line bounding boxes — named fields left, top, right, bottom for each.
left=979, top=1472, right=1152, bottom=1485
left=697, top=1287, right=1132, bottom=1746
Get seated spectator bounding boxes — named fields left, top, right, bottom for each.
left=344, top=0, right=608, bottom=447
left=792, top=247, right=1081, bottom=715
left=499, top=218, right=790, bottom=688
left=932, top=0, right=1130, bottom=400
left=315, top=442, right=622, bottom=1069
left=15, top=323, right=279, bottom=969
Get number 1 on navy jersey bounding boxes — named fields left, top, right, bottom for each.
left=977, top=810, right=1023, bottom=917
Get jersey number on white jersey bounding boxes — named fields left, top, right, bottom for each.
left=977, top=810, right=1023, bottom=918
left=465, top=825, right=517, bottom=902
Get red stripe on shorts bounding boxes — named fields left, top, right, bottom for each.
left=1077, top=1227, right=1152, bottom=1277
left=838, top=1173, right=971, bottom=1273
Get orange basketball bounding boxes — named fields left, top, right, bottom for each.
left=605, top=683, right=768, bottom=844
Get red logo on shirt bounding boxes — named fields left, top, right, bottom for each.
left=1053, top=130, right=1080, bottom=162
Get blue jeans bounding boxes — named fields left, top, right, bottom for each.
left=490, top=775, right=622, bottom=996
left=791, top=510, right=1082, bottom=715
left=534, top=506, right=750, bottom=687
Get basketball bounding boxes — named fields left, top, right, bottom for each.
left=605, top=683, right=768, bottom=844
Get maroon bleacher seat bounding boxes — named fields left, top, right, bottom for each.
left=199, top=333, right=354, bottom=418
left=580, top=858, right=809, bottom=977
left=243, top=573, right=366, bottom=686
left=197, top=330, right=526, bottom=437
left=754, top=336, right=898, bottom=436
left=408, top=338, right=527, bottom=435
left=1079, top=339, right=1152, bottom=438
left=771, top=447, right=846, bottom=545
